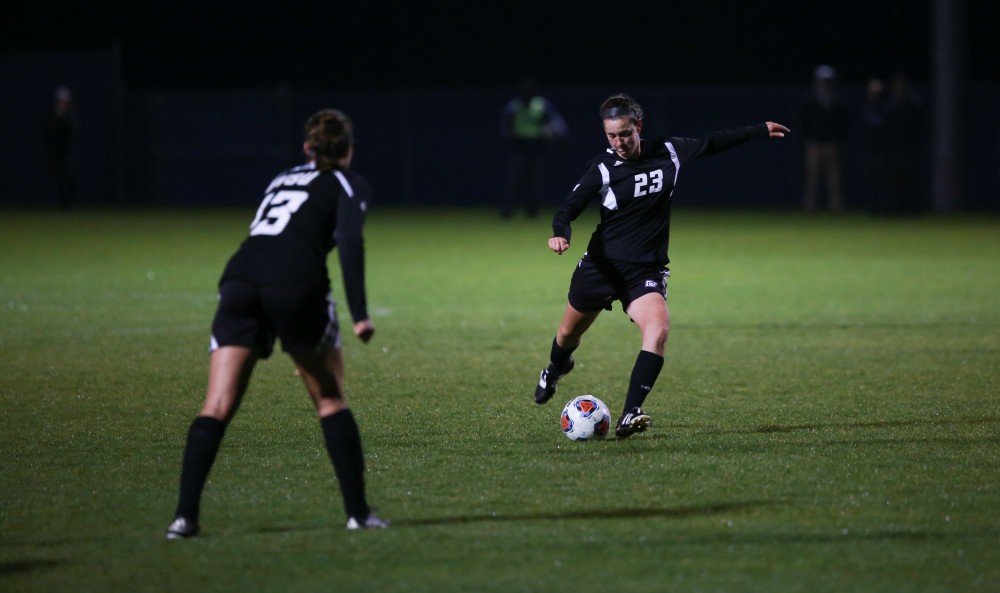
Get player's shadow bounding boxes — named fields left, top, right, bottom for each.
left=0, top=559, right=65, bottom=576
left=731, top=415, right=999, bottom=435
left=390, top=500, right=779, bottom=528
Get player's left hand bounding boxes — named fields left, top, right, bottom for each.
left=548, top=236, right=570, bottom=254
left=765, top=122, right=790, bottom=138
left=354, top=319, right=375, bottom=343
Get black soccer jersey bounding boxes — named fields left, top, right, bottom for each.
left=220, top=162, right=371, bottom=322
left=552, top=123, right=769, bottom=265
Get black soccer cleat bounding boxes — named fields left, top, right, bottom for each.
left=165, top=516, right=200, bottom=540
left=615, top=407, right=651, bottom=438
left=534, top=357, right=575, bottom=404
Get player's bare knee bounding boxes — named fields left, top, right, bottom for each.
left=644, top=323, right=669, bottom=351
left=657, top=328, right=669, bottom=351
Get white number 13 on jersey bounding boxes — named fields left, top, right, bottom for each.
left=634, top=169, right=664, bottom=197
left=249, top=190, right=309, bottom=236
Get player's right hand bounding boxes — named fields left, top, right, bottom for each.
left=354, top=319, right=375, bottom=343
left=765, top=122, right=790, bottom=138
left=548, top=236, right=570, bottom=254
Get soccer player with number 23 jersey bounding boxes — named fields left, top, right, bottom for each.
left=534, top=93, right=789, bottom=438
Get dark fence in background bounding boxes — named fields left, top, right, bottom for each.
left=3, top=50, right=998, bottom=212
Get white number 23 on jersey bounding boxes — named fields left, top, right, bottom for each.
left=633, top=169, right=664, bottom=197
left=249, top=190, right=309, bottom=236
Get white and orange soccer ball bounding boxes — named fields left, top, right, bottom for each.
left=560, top=395, right=612, bottom=441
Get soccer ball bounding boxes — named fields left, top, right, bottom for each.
left=560, top=395, right=612, bottom=441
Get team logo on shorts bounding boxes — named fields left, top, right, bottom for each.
left=645, top=280, right=660, bottom=288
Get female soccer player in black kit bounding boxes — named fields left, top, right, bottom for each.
left=166, top=109, right=387, bottom=539
left=534, top=94, right=789, bottom=438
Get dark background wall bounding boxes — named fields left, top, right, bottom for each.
left=2, top=1, right=998, bottom=211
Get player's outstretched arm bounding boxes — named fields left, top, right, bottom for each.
left=765, top=122, right=790, bottom=138
left=548, top=236, right=570, bottom=255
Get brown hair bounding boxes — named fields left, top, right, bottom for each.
left=304, top=109, right=353, bottom=172
left=599, top=94, right=643, bottom=123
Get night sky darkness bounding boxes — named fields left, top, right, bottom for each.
left=5, top=1, right=997, bottom=88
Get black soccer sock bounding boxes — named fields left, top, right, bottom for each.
left=174, top=415, right=227, bottom=522
left=548, top=337, right=577, bottom=373
left=320, top=409, right=370, bottom=520
left=623, top=350, right=664, bottom=412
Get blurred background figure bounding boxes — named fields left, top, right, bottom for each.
left=499, top=78, right=567, bottom=218
left=883, top=71, right=926, bottom=216
left=799, top=65, right=848, bottom=212
left=860, top=78, right=892, bottom=216
left=44, top=85, right=78, bottom=210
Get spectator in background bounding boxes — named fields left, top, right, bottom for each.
left=883, top=72, right=926, bottom=216
left=44, top=86, right=78, bottom=210
left=799, top=65, right=848, bottom=212
left=499, top=78, right=568, bottom=218
left=859, top=78, right=892, bottom=216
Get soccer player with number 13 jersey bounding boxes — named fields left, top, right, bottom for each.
left=166, top=109, right=387, bottom=539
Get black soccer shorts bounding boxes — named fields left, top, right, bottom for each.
left=209, top=280, right=341, bottom=359
left=566, top=256, right=669, bottom=314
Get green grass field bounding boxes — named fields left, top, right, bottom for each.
left=1, top=207, right=998, bottom=592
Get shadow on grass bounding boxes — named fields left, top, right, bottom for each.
left=662, top=528, right=968, bottom=547
left=241, top=501, right=778, bottom=535
left=682, top=320, right=1000, bottom=330
left=714, top=415, right=1000, bottom=435
left=4, top=502, right=776, bottom=543
left=390, top=500, right=778, bottom=528
left=0, top=559, right=64, bottom=576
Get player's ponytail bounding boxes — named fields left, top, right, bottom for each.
left=304, top=109, right=353, bottom=172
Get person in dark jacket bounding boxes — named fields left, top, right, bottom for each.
left=799, top=65, right=849, bottom=212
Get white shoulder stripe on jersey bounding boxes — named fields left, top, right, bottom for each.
left=664, top=142, right=681, bottom=188
left=333, top=170, right=355, bottom=198
left=597, top=162, right=618, bottom=211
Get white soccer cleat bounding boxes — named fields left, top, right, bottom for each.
left=165, top=516, right=200, bottom=540
left=346, top=513, right=390, bottom=530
